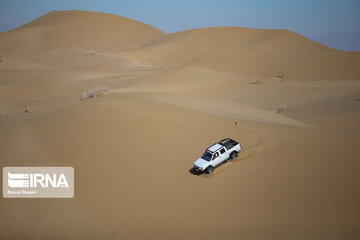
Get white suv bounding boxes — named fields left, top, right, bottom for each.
left=194, top=138, right=242, bottom=174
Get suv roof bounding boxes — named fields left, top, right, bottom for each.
left=208, top=143, right=223, bottom=152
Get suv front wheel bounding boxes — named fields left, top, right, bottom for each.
left=205, top=166, right=214, bottom=174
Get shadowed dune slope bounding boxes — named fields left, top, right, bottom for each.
left=0, top=10, right=165, bottom=55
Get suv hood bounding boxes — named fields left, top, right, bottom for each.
left=194, top=158, right=210, bottom=169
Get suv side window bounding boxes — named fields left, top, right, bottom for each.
left=220, top=148, right=225, bottom=154
left=212, top=152, right=219, bottom=160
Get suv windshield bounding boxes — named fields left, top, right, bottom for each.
left=202, top=151, right=212, bottom=161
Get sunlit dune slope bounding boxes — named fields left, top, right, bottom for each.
left=0, top=95, right=359, bottom=240
left=0, top=10, right=165, bottom=55
left=118, top=27, right=360, bottom=79
left=119, top=27, right=334, bottom=66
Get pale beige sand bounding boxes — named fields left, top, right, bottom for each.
left=0, top=10, right=360, bottom=240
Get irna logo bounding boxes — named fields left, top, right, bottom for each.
left=3, top=167, right=74, bottom=198
left=8, top=172, right=69, bottom=188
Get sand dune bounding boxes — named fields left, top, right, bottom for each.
left=0, top=10, right=360, bottom=240
left=0, top=10, right=164, bottom=55
left=117, top=27, right=360, bottom=80
left=118, top=27, right=334, bottom=66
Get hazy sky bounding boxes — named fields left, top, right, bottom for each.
left=0, top=0, right=359, bottom=36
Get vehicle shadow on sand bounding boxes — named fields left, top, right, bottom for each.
left=189, top=167, right=204, bottom=176
left=189, top=152, right=255, bottom=176
left=189, top=160, right=227, bottom=176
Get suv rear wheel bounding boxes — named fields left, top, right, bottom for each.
left=230, top=151, right=238, bottom=160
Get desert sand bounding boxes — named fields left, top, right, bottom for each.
left=0, top=10, right=360, bottom=240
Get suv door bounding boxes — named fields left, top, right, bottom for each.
left=219, top=147, right=227, bottom=161
left=211, top=151, right=223, bottom=166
